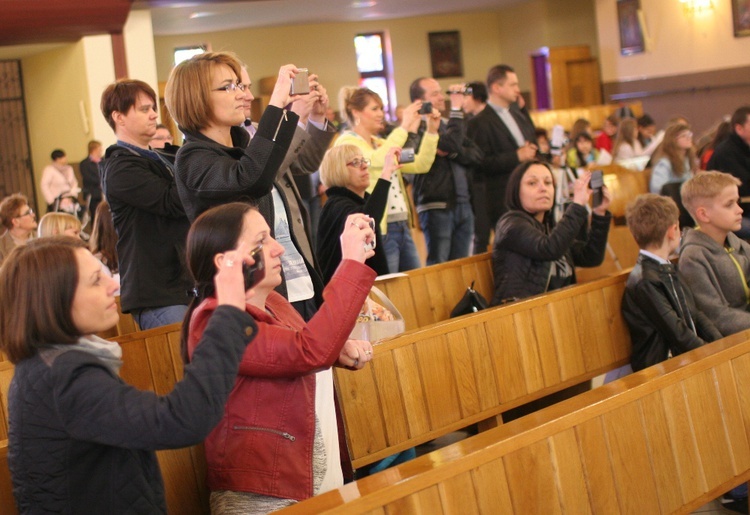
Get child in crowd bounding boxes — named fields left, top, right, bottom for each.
left=622, top=194, right=721, bottom=372
left=679, top=171, right=750, bottom=335
left=678, top=170, right=749, bottom=515
left=595, top=114, right=618, bottom=154
left=37, top=212, right=81, bottom=239
left=566, top=132, right=599, bottom=169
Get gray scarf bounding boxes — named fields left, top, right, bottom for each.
left=48, top=335, right=123, bottom=376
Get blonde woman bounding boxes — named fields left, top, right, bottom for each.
left=37, top=212, right=81, bottom=239
left=335, top=87, right=439, bottom=272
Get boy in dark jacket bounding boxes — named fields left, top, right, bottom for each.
left=622, top=194, right=721, bottom=372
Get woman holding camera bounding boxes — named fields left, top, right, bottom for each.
left=491, top=161, right=612, bottom=305
left=317, top=145, right=401, bottom=283
left=182, top=202, right=376, bottom=514
left=0, top=237, right=257, bottom=513
left=335, top=87, right=440, bottom=272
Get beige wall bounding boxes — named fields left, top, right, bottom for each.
left=82, top=35, right=117, bottom=148
left=23, top=41, right=91, bottom=212
left=596, top=0, right=750, bottom=82
left=153, top=1, right=598, bottom=113
left=124, top=10, right=159, bottom=101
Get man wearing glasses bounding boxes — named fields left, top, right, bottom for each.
left=0, top=193, right=37, bottom=266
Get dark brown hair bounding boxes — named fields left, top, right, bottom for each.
left=0, top=237, right=88, bottom=363
left=100, top=79, right=157, bottom=131
left=340, top=87, right=383, bottom=126
left=89, top=201, right=118, bottom=273
left=181, top=202, right=256, bottom=362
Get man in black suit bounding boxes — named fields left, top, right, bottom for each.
left=467, top=64, right=537, bottom=248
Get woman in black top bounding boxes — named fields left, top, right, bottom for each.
left=0, top=237, right=256, bottom=514
left=317, top=145, right=400, bottom=282
left=491, top=160, right=612, bottom=305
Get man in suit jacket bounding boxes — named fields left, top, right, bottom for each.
left=467, top=64, right=537, bottom=245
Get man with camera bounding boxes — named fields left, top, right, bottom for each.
left=406, top=77, right=483, bottom=265
left=467, top=64, right=538, bottom=237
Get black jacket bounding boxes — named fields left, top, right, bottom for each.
left=100, top=144, right=191, bottom=313
left=317, top=181, right=390, bottom=283
left=79, top=156, right=102, bottom=202
left=491, top=204, right=611, bottom=305
left=622, top=254, right=721, bottom=372
left=8, top=307, right=256, bottom=514
left=410, top=113, right=483, bottom=210
left=174, top=106, right=299, bottom=222
left=706, top=132, right=750, bottom=212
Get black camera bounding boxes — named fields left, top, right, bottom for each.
left=445, top=87, right=473, bottom=96
left=418, top=102, right=432, bottom=115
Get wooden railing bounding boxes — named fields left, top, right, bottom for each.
left=283, top=330, right=750, bottom=514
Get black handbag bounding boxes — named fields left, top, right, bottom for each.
left=450, top=281, right=489, bottom=318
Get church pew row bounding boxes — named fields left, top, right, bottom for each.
left=284, top=330, right=750, bottom=514
left=529, top=101, right=643, bottom=133
left=336, top=268, right=632, bottom=470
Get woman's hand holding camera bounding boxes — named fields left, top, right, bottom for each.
left=592, top=186, right=612, bottom=216
left=400, top=101, right=422, bottom=133
left=340, top=213, right=376, bottom=263
left=215, top=242, right=255, bottom=311
left=269, top=64, right=300, bottom=108
left=381, top=147, right=402, bottom=182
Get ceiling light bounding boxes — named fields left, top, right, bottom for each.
left=352, top=1, right=377, bottom=8
left=189, top=12, right=216, bottom=19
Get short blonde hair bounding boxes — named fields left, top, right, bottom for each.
left=626, top=194, right=679, bottom=249
left=681, top=171, right=741, bottom=219
left=320, top=145, right=362, bottom=188
left=38, top=213, right=81, bottom=238
left=165, top=51, right=243, bottom=133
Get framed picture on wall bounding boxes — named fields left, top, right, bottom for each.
left=733, top=0, right=750, bottom=37
left=617, top=0, right=645, bottom=55
left=428, top=31, right=463, bottom=78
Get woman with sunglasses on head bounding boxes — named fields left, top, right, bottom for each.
left=317, top=145, right=400, bottom=283
left=182, top=202, right=376, bottom=514
left=0, top=236, right=257, bottom=513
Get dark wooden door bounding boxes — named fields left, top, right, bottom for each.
left=0, top=60, right=36, bottom=210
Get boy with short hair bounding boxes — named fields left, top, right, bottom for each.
left=622, top=194, right=721, bottom=372
left=679, top=171, right=750, bottom=334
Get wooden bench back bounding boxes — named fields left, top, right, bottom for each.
left=336, top=268, right=632, bottom=469
left=529, top=101, right=643, bottom=133
left=285, top=330, right=750, bottom=514
left=0, top=441, right=16, bottom=515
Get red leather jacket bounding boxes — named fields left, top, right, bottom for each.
left=187, top=260, right=375, bottom=501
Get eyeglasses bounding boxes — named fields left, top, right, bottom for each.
left=213, top=82, right=247, bottom=93
left=346, top=158, right=371, bottom=168
left=14, top=208, right=34, bottom=218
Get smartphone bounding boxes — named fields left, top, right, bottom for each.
left=590, top=170, right=604, bottom=208
left=364, top=219, right=377, bottom=252
left=418, top=101, right=432, bottom=115
left=290, top=68, right=309, bottom=96
left=400, top=148, right=415, bottom=164
left=242, top=245, right=265, bottom=290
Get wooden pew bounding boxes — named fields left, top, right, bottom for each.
left=336, top=269, right=632, bottom=470
left=284, top=330, right=750, bottom=514
left=0, top=441, right=17, bottom=515
left=529, top=101, right=643, bottom=133
left=374, top=253, right=494, bottom=331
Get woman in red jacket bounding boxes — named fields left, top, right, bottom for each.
left=182, top=202, right=377, bottom=514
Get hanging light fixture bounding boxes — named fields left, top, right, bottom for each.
left=679, top=0, right=714, bottom=14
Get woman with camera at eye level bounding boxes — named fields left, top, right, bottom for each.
left=335, top=86, right=440, bottom=272
left=491, top=160, right=612, bottom=306
left=317, top=145, right=401, bottom=283
left=0, top=237, right=257, bottom=514
left=182, top=202, right=377, bottom=514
